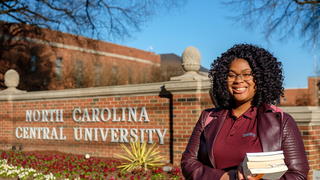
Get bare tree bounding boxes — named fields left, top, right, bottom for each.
left=224, top=0, right=320, bottom=47
left=0, top=0, right=185, bottom=40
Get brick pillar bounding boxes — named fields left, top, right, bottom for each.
left=302, top=125, right=320, bottom=179
left=0, top=101, right=14, bottom=150
left=165, top=80, right=212, bottom=165
left=282, top=106, right=320, bottom=180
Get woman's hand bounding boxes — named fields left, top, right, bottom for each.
left=219, top=172, right=229, bottom=180
left=237, top=165, right=263, bottom=180
left=237, top=171, right=263, bottom=180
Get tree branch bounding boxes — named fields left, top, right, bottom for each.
left=0, top=7, right=25, bottom=15
left=294, top=0, right=320, bottom=5
left=85, top=0, right=95, bottom=31
left=0, top=0, right=185, bottom=40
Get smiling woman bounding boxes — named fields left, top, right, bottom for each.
left=181, top=44, right=309, bottom=180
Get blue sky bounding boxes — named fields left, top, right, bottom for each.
left=118, top=0, right=318, bottom=89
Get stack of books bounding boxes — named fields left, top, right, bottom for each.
left=242, top=151, right=288, bottom=180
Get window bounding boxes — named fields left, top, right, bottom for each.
left=55, top=57, right=63, bottom=80
left=30, top=55, right=38, bottom=72
left=75, top=60, right=84, bottom=88
left=111, top=66, right=118, bottom=85
left=94, top=63, right=102, bottom=86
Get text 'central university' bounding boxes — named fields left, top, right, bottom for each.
left=15, top=106, right=167, bottom=144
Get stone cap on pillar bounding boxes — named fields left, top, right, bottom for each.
left=0, top=69, right=26, bottom=94
left=170, top=46, right=209, bottom=81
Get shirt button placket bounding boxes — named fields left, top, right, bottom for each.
left=229, top=118, right=241, bottom=136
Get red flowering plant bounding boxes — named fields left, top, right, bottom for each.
left=0, top=150, right=183, bottom=179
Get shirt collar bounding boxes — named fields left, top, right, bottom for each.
left=229, top=106, right=257, bottom=120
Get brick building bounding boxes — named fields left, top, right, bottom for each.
left=280, top=77, right=320, bottom=106
left=0, top=21, right=161, bottom=91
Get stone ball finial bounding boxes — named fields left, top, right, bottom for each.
left=4, top=69, right=20, bottom=88
left=170, top=46, right=208, bottom=81
left=182, top=46, right=201, bottom=72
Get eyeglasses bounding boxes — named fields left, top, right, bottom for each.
left=227, top=72, right=253, bottom=82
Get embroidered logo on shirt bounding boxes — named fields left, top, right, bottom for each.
left=242, top=132, right=256, bottom=137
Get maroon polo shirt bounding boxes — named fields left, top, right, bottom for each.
left=213, top=107, right=262, bottom=170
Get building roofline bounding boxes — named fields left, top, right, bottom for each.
left=0, top=21, right=160, bottom=66
left=284, top=88, right=308, bottom=90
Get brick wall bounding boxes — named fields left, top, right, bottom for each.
left=0, top=80, right=319, bottom=179
left=0, top=94, right=170, bottom=160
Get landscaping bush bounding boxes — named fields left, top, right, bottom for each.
left=0, top=150, right=182, bottom=179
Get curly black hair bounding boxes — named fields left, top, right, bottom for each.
left=208, top=44, right=284, bottom=108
